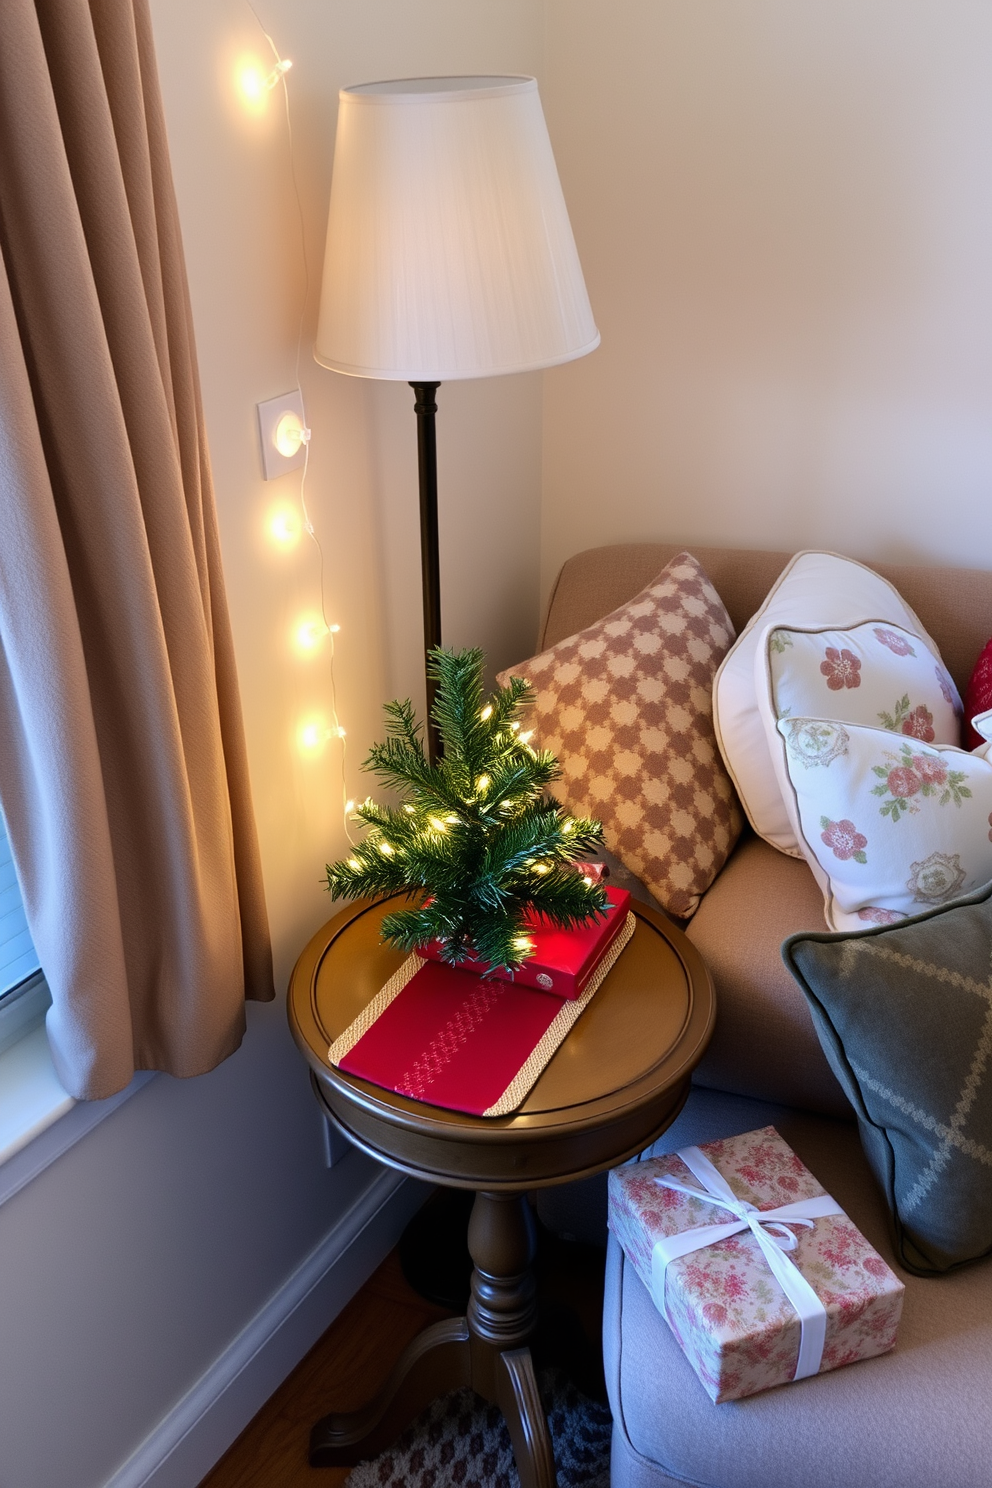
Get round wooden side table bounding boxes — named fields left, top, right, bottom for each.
left=288, top=893, right=715, bottom=1488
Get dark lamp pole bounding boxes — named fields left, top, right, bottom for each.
left=411, top=382, right=442, bottom=764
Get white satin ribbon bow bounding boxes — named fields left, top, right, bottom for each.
left=651, top=1144, right=843, bottom=1381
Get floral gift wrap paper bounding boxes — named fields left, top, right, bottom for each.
left=608, top=1127, right=904, bottom=1403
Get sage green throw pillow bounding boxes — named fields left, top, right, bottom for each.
left=783, top=880, right=992, bottom=1276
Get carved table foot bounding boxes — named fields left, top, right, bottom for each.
left=497, top=1347, right=557, bottom=1488
left=309, top=1316, right=472, bottom=1466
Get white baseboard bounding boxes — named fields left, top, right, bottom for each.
left=104, top=1162, right=427, bottom=1488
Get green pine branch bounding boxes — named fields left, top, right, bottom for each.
left=324, top=647, right=608, bottom=972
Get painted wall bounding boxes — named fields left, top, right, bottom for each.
left=541, top=0, right=992, bottom=599
left=0, top=5, right=544, bottom=1487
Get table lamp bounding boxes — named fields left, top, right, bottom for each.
left=314, top=75, right=599, bottom=759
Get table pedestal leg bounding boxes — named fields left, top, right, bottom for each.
left=468, top=1192, right=556, bottom=1488
left=309, top=1191, right=556, bottom=1488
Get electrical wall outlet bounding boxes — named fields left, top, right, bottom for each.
left=256, top=389, right=309, bottom=480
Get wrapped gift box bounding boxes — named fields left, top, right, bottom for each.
left=418, top=885, right=631, bottom=1001
left=608, top=1126, right=904, bottom=1403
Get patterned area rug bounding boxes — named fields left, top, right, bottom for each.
left=344, top=1371, right=612, bottom=1488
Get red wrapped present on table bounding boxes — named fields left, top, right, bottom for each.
left=608, top=1126, right=904, bottom=1403
left=419, top=884, right=631, bottom=1001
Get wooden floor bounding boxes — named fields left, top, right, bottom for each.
left=198, top=1249, right=451, bottom=1488
left=198, top=1217, right=606, bottom=1488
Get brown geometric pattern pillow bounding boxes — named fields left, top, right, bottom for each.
left=498, top=552, right=744, bottom=918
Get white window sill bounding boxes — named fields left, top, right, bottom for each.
left=0, top=1022, right=154, bottom=1208
left=0, top=1022, right=75, bottom=1162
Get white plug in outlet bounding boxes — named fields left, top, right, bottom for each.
left=256, top=389, right=309, bottom=480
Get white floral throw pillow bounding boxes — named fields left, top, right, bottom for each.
left=713, top=550, right=942, bottom=859
left=759, top=620, right=962, bottom=856
left=778, top=715, right=992, bottom=931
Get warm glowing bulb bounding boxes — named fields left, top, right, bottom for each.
left=480, top=705, right=493, bottom=721
left=562, top=818, right=576, bottom=834
left=237, top=55, right=292, bottom=113
left=533, top=864, right=550, bottom=875
left=510, top=722, right=520, bottom=732
left=329, top=623, right=341, bottom=634
left=403, top=804, right=416, bottom=814
left=514, top=936, right=535, bottom=953
left=519, top=730, right=534, bottom=744
left=267, top=504, right=302, bottom=550
left=297, top=718, right=327, bottom=756
left=293, top=614, right=327, bottom=654
left=348, top=858, right=361, bottom=870
left=379, top=841, right=394, bottom=856
left=345, top=799, right=355, bottom=813
left=475, top=775, right=490, bottom=792
left=336, top=726, right=347, bottom=739
left=428, top=817, right=447, bottom=832
left=274, top=411, right=310, bottom=458
left=238, top=64, right=266, bottom=105
left=582, top=875, right=593, bottom=887
left=444, top=814, right=460, bottom=825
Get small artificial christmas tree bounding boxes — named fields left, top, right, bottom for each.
left=325, top=647, right=608, bottom=972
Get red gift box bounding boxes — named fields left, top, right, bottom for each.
left=418, top=885, right=631, bottom=1000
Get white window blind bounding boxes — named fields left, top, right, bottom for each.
left=0, top=812, right=40, bottom=999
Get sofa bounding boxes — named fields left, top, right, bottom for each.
left=535, top=543, right=992, bottom=1488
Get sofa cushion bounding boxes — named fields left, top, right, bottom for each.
left=784, top=880, right=992, bottom=1274
left=712, top=551, right=938, bottom=860
left=686, top=833, right=851, bottom=1118
left=499, top=553, right=743, bottom=918
left=605, top=1090, right=992, bottom=1488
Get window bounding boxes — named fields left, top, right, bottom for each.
left=0, top=806, right=154, bottom=1200
left=0, top=809, right=39, bottom=993
left=0, top=808, right=49, bottom=1056
left=0, top=804, right=78, bottom=1193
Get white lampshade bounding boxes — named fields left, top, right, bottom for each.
left=314, top=76, right=599, bottom=381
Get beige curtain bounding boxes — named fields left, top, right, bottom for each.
left=0, top=0, right=274, bottom=1099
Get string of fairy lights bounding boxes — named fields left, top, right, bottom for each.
left=241, top=3, right=357, bottom=842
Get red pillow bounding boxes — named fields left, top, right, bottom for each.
left=965, top=637, right=992, bottom=749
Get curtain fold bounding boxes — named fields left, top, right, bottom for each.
left=0, top=0, right=274, bottom=1100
